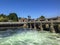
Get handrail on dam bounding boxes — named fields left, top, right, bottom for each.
left=0, top=20, right=60, bottom=24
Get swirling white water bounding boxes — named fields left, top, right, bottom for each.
left=0, top=28, right=60, bottom=45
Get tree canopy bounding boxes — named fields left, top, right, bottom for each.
left=39, top=15, right=45, bottom=19
left=0, top=14, right=8, bottom=22
left=0, top=13, right=18, bottom=22
left=36, top=15, right=45, bottom=21
left=8, top=13, right=18, bottom=22
left=28, top=15, right=31, bottom=21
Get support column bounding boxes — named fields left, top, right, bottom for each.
left=46, top=24, right=49, bottom=28
left=34, top=23, right=36, bottom=29
left=30, top=23, right=32, bottom=29
left=40, top=22, right=43, bottom=31
left=58, top=24, right=60, bottom=31
left=26, top=23, right=28, bottom=28
left=23, top=23, right=27, bottom=28
left=46, top=18, right=48, bottom=21
left=45, top=18, right=49, bottom=28
left=50, top=20, right=55, bottom=33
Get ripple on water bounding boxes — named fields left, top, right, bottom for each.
left=0, top=29, right=60, bottom=45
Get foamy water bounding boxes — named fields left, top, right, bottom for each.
left=0, top=28, right=60, bottom=45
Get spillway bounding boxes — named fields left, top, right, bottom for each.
left=0, top=28, right=60, bottom=45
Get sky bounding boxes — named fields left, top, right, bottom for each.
left=0, top=0, right=60, bottom=19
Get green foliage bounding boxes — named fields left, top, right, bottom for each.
left=0, top=13, right=18, bottom=22
left=28, top=15, right=31, bottom=19
left=18, top=17, right=22, bottom=19
left=8, top=13, right=18, bottom=22
left=0, top=14, right=8, bottom=22
left=0, top=14, right=7, bottom=18
left=40, top=15, right=45, bottom=19
left=28, top=15, right=31, bottom=21
left=36, top=15, right=45, bottom=21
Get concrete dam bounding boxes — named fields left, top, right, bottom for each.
left=0, top=20, right=60, bottom=33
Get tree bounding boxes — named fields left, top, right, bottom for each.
left=36, top=15, right=45, bottom=21
left=0, top=14, right=7, bottom=18
left=8, top=13, right=18, bottom=22
left=39, top=15, right=45, bottom=21
left=0, top=14, right=8, bottom=22
left=28, top=15, right=31, bottom=19
left=18, top=17, right=22, bottom=19
left=40, top=15, right=45, bottom=19
left=28, top=15, right=31, bottom=21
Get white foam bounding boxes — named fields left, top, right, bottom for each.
left=0, top=30, right=60, bottom=45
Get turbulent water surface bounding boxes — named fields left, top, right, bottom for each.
left=0, top=28, right=60, bottom=45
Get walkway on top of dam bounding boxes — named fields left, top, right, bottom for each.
left=0, top=20, right=60, bottom=24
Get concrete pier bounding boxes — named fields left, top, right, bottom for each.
left=50, top=20, right=55, bottom=33
left=40, top=22, right=43, bottom=31
left=0, top=20, right=60, bottom=33
left=58, top=24, right=60, bottom=31
left=34, top=23, right=36, bottom=29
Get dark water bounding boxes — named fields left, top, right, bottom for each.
left=0, top=28, right=60, bottom=45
